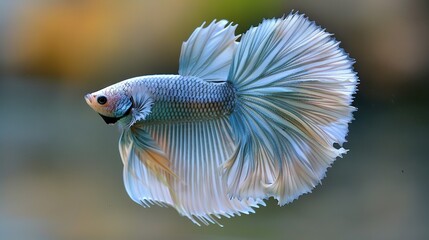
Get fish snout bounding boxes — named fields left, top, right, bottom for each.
left=84, top=93, right=93, bottom=104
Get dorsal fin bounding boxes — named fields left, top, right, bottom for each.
left=178, top=20, right=238, bottom=82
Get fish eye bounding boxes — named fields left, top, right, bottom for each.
left=97, top=96, right=107, bottom=105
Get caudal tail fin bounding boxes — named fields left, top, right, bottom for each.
left=224, top=13, right=358, bottom=205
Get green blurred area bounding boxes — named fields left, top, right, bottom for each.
left=0, top=0, right=428, bottom=239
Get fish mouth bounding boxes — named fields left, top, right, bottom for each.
left=84, top=93, right=93, bottom=104
left=84, top=93, right=121, bottom=124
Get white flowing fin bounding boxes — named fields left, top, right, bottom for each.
left=120, top=127, right=177, bottom=208
left=120, top=118, right=264, bottom=226
left=178, top=20, right=238, bottom=82
left=225, top=13, right=358, bottom=205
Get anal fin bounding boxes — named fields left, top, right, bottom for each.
left=120, top=125, right=177, bottom=207
left=119, top=118, right=264, bottom=226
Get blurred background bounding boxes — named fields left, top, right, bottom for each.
left=0, top=0, right=428, bottom=239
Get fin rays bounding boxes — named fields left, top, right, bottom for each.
left=179, top=20, right=238, bottom=82
left=119, top=118, right=263, bottom=226
left=225, top=13, right=357, bottom=204
left=114, top=12, right=357, bottom=225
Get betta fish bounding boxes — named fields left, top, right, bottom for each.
left=85, top=12, right=358, bottom=226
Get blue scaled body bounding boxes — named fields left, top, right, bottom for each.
left=137, top=75, right=235, bottom=123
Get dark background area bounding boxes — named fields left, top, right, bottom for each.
left=0, top=0, right=428, bottom=239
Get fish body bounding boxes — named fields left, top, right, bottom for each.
left=86, top=75, right=235, bottom=124
left=133, top=75, right=234, bottom=123
left=85, top=13, right=358, bottom=226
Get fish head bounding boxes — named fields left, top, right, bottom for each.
left=85, top=86, right=132, bottom=124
